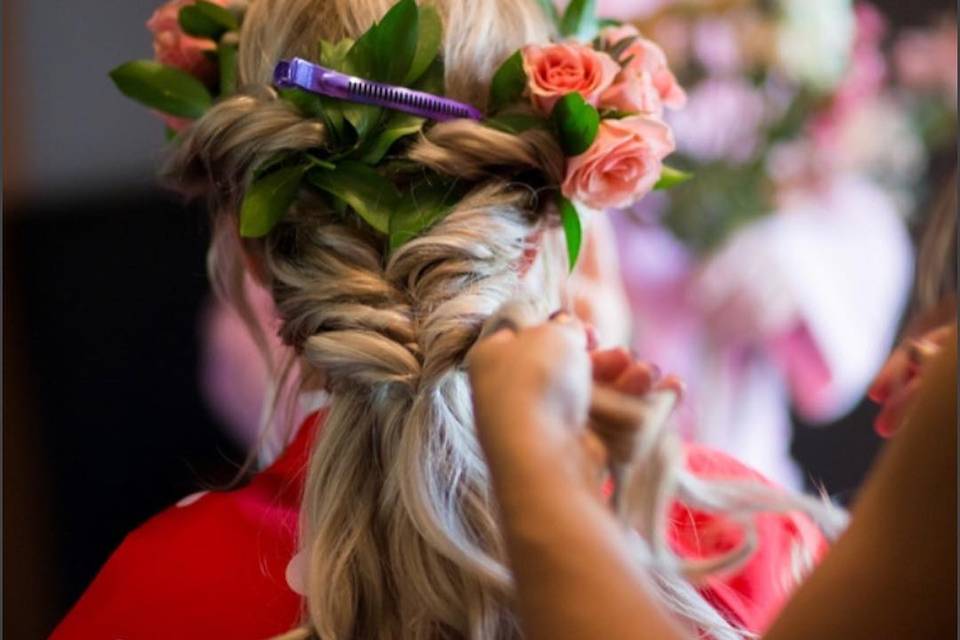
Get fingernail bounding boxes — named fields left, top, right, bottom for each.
left=549, top=310, right=572, bottom=324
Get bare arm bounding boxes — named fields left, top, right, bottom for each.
left=471, top=322, right=956, bottom=640
left=764, top=331, right=957, bottom=640
left=490, top=413, right=685, bottom=640
left=469, top=322, right=685, bottom=640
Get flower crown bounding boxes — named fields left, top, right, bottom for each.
left=111, top=0, right=689, bottom=267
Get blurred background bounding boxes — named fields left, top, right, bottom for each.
left=3, top=0, right=955, bottom=636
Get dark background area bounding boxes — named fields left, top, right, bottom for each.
left=2, top=0, right=952, bottom=637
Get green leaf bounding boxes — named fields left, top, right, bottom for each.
left=404, top=5, right=442, bottom=85
left=484, top=112, right=549, bottom=134
left=557, top=195, right=583, bottom=271
left=536, top=0, right=561, bottom=28
left=389, top=179, right=461, bottom=249
left=345, top=24, right=378, bottom=79
left=654, top=166, right=692, bottom=190
left=489, top=50, right=527, bottom=113
left=358, top=112, right=425, bottom=164
left=240, top=164, right=308, bottom=238
left=253, top=152, right=294, bottom=179
left=551, top=92, right=599, bottom=156
left=375, top=0, right=419, bottom=83
left=342, top=102, right=383, bottom=141
left=347, top=0, right=418, bottom=83
left=305, top=154, right=337, bottom=170
left=598, top=18, right=622, bottom=29
left=178, top=1, right=238, bottom=39
left=218, top=41, right=238, bottom=96
left=178, top=5, right=222, bottom=39
left=196, top=0, right=239, bottom=30
left=608, top=35, right=638, bottom=62
left=320, top=38, right=355, bottom=72
left=598, top=108, right=634, bottom=119
left=307, top=161, right=399, bottom=233
left=110, top=60, right=213, bottom=118
left=413, top=57, right=445, bottom=94
left=278, top=88, right=322, bottom=118
left=318, top=97, right=350, bottom=144
left=560, top=0, right=599, bottom=40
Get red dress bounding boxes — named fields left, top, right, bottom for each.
left=52, top=412, right=826, bottom=639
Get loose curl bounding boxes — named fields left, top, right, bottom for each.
left=161, top=1, right=846, bottom=639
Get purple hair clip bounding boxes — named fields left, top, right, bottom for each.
left=273, top=57, right=483, bottom=122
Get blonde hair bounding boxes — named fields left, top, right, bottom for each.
left=915, top=169, right=957, bottom=312
left=162, top=1, right=845, bottom=638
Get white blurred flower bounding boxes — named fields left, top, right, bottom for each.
left=776, top=0, right=856, bottom=92
left=831, top=96, right=926, bottom=215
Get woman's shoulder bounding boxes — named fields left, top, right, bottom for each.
left=50, top=482, right=303, bottom=640
left=674, top=442, right=830, bottom=634
left=51, top=415, right=323, bottom=640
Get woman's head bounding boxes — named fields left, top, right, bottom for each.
left=165, top=1, right=569, bottom=637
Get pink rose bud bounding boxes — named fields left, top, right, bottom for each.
left=600, top=68, right=663, bottom=115
left=522, top=43, right=620, bottom=115
left=161, top=114, right=194, bottom=133
left=147, top=0, right=229, bottom=80
left=601, top=24, right=687, bottom=110
left=562, top=116, right=675, bottom=211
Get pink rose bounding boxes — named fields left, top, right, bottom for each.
left=161, top=114, right=194, bottom=133
left=522, top=43, right=620, bottom=114
left=601, top=24, right=686, bottom=110
left=600, top=68, right=663, bottom=115
left=562, top=116, right=675, bottom=210
left=147, top=0, right=228, bottom=80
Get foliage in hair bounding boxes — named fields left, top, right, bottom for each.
left=111, top=0, right=692, bottom=268
left=557, top=195, right=583, bottom=271
left=240, top=0, right=454, bottom=244
left=110, top=60, right=214, bottom=118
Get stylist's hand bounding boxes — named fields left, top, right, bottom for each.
left=468, top=313, right=592, bottom=472
left=468, top=314, right=683, bottom=495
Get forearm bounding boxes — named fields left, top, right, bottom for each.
left=764, top=335, right=957, bottom=640
left=487, top=408, right=686, bottom=640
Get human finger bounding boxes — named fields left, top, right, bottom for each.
left=874, top=376, right=923, bottom=438
left=591, top=348, right=633, bottom=383
left=612, top=362, right=656, bottom=396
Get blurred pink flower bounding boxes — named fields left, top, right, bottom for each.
left=562, top=115, right=675, bottom=210
left=601, top=25, right=687, bottom=109
left=810, top=2, right=888, bottom=148
left=692, top=18, right=742, bottom=75
left=147, top=0, right=227, bottom=80
left=894, top=18, right=958, bottom=104
left=668, top=77, right=766, bottom=163
left=594, top=0, right=667, bottom=20
left=522, top=43, right=620, bottom=114
left=651, top=17, right=692, bottom=71
left=161, top=115, right=194, bottom=133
